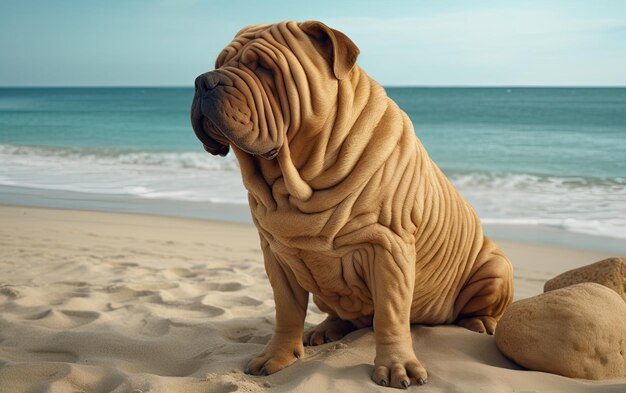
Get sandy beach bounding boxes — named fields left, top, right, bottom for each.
left=0, top=204, right=625, bottom=392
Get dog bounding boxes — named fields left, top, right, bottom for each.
left=190, top=20, right=513, bottom=388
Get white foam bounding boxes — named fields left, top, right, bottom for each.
left=449, top=172, right=626, bottom=240
left=0, top=144, right=248, bottom=204
left=0, top=144, right=240, bottom=171
left=1, top=144, right=625, bottom=239
left=480, top=218, right=626, bottom=240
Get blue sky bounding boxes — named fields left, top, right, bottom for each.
left=1, top=0, right=625, bottom=86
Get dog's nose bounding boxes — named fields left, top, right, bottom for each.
left=195, top=72, right=220, bottom=93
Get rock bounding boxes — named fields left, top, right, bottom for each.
left=544, top=257, right=626, bottom=302
left=495, top=283, right=626, bottom=379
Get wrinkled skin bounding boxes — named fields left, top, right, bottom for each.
left=191, top=21, right=514, bottom=389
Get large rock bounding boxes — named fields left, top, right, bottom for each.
left=495, top=283, right=626, bottom=379
left=544, top=257, right=626, bottom=302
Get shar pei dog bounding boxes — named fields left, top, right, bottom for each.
left=190, top=20, right=513, bottom=388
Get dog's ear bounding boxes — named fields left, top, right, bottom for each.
left=300, top=21, right=360, bottom=80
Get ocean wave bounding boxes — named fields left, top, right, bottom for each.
left=480, top=218, right=626, bottom=240
left=0, top=143, right=248, bottom=204
left=447, top=170, right=626, bottom=190
left=1, top=143, right=625, bottom=239
left=0, top=144, right=240, bottom=171
left=448, top=171, right=626, bottom=240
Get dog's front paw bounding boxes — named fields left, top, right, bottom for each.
left=373, top=347, right=428, bottom=388
left=244, top=341, right=304, bottom=376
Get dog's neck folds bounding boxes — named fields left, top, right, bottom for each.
left=234, top=67, right=409, bottom=210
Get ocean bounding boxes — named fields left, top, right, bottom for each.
left=1, top=87, right=625, bottom=252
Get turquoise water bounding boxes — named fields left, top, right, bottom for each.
left=1, top=87, right=625, bottom=241
left=1, top=87, right=625, bottom=178
left=392, top=87, right=626, bottom=179
left=0, top=88, right=194, bottom=151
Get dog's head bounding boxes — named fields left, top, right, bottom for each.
left=190, top=21, right=359, bottom=158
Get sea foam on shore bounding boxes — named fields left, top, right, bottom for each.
left=1, top=143, right=624, bottom=243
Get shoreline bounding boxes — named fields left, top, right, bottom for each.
left=1, top=204, right=624, bottom=392
left=1, top=184, right=625, bottom=254
left=1, top=204, right=620, bottom=300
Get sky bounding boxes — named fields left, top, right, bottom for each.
left=1, top=0, right=625, bottom=87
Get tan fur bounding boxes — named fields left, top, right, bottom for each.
left=191, top=20, right=514, bottom=388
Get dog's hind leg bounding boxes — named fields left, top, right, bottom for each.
left=303, top=296, right=358, bottom=346
left=303, top=315, right=357, bottom=346
left=453, top=237, right=513, bottom=335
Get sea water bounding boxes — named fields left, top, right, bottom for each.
left=1, top=87, right=624, bottom=248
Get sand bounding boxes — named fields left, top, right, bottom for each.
left=0, top=205, right=624, bottom=393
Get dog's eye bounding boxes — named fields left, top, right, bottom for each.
left=257, top=55, right=272, bottom=72
left=240, top=50, right=259, bottom=71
